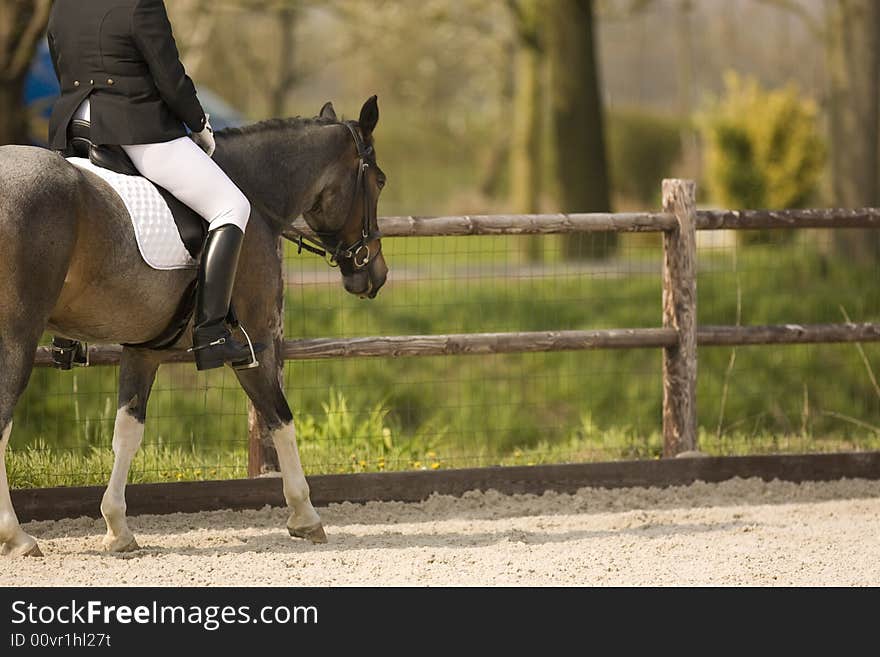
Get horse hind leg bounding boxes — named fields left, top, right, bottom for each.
left=0, top=335, right=44, bottom=557
left=0, top=163, right=78, bottom=557
left=1, top=421, right=41, bottom=557
left=100, top=348, right=161, bottom=553
left=100, top=409, right=143, bottom=553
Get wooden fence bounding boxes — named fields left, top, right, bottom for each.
left=32, top=179, right=880, bottom=476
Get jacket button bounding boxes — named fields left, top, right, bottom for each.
left=73, top=80, right=80, bottom=87
left=89, top=79, right=94, bottom=85
left=107, top=78, right=114, bottom=86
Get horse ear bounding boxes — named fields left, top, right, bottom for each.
left=358, top=95, right=379, bottom=138
left=319, top=102, right=337, bottom=121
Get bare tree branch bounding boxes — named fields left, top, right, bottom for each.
left=4, top=0, right=52, bottom=80
left=754, top=0, right=825, bottom=39
left=181, top=1, right=220, bottom=79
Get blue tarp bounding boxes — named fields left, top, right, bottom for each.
left=24, top=39, right=244, bottom=146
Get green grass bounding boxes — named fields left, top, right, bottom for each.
left=8, top=236, right=880, bottom=489
left=10, top=420, right=880, bottom=490
left=7, top=441, right=248, bottom=489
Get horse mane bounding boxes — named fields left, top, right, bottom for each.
left=215, top=115, right=343, bottom=138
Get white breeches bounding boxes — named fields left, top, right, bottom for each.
left=76, top=99, right=250, bottom=232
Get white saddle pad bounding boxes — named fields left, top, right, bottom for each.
left=67, top=157, right=198, bottom=271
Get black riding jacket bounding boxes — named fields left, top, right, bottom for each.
left=47, top=0, right=207, bottom=149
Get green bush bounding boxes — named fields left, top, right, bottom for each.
left=700, top=73, right=826, bottom=244
left=607, top=109, right=684, bottom=206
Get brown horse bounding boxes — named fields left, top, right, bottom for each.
left=0, top=98, right=387, bottom=556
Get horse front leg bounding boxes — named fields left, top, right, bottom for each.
left=236, top=350, right=325, bottom=543
left=271, top=421, right=325, bottom=543
left=100, top=348, right=161, bottom=553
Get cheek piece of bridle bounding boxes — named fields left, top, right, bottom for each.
left=293, top=121, right=382, bottom=270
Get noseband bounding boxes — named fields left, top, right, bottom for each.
left=294, top=121, right=381, bottom=269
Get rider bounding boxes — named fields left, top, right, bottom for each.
left=47, top=0, right=262, bottom=371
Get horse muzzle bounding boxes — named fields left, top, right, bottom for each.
left=343, top=255, right=387, bottom=299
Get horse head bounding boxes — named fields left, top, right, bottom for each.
left=301, top=96, right=388, bottom=299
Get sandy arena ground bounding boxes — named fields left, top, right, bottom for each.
left=2, top=477, right=879, bottom=586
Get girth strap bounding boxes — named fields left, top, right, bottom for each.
left=122, top=278, right=199, bottom=351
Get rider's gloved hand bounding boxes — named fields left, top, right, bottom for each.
left=192, top=114, right=216, bottom=157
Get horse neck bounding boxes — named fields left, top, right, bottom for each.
left=213, top=123, right=346, bottom=234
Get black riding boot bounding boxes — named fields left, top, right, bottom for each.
left=191, top=225, right=265, bottom=371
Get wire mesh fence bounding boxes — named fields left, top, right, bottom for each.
left=9, top=218, right=880, bottom=489
left=696, top=227, right=880, bottom=453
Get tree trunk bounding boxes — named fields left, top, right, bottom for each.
left=676, top=0, right=700, bottom=180
left=0, top=79, right=28, bottom=146
left=509, top=0, right=545, bottom=261
left=272, top=6, right=298, bottom=118
left=479, top=39, right=514, bottom=200
left=548, top=0, right=613, bottom=259
left=826, top=0, right=880, bottom=261
left=0, top=0, right=52, bottom=146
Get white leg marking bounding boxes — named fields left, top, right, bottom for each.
left=100, top=409, right=144, bottom=552
left=272, top=422, right=321, bottom=531
left=0, top=421, right=40, bottom=556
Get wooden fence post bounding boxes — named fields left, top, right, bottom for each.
left=661, top=179, right=698, bottom=456
left=247, top=236, right=283, bottom=477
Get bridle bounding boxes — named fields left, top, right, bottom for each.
left=291, top=121, right=382, bottom=269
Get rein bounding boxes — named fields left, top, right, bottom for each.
left=284, top=121, right=381, bottom=269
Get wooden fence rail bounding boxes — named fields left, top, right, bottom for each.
left=32, top=179, right=880, bottom=477
left=280, top=206, right=880, bottom=240
left=33, top=323, right=880, bottom=368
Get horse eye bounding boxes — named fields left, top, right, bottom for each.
left=377, top=177, right=386, bottom=190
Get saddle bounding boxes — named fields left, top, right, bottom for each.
left=66, top=119, right=208, bottom=258
left=52, top=120, right=239, bottom=368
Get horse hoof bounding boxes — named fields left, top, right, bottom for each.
left=102, top=535, right=140, bottom=553
left=24, top=542, right=43, bottom=557
left=289, top=523, right=327, bottom=544
left=1, top=538, right=42, bottom=558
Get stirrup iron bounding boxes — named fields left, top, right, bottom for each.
left=51, top=338, right=89, bottom=370
left=231, top=324, right=260, bottom=370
